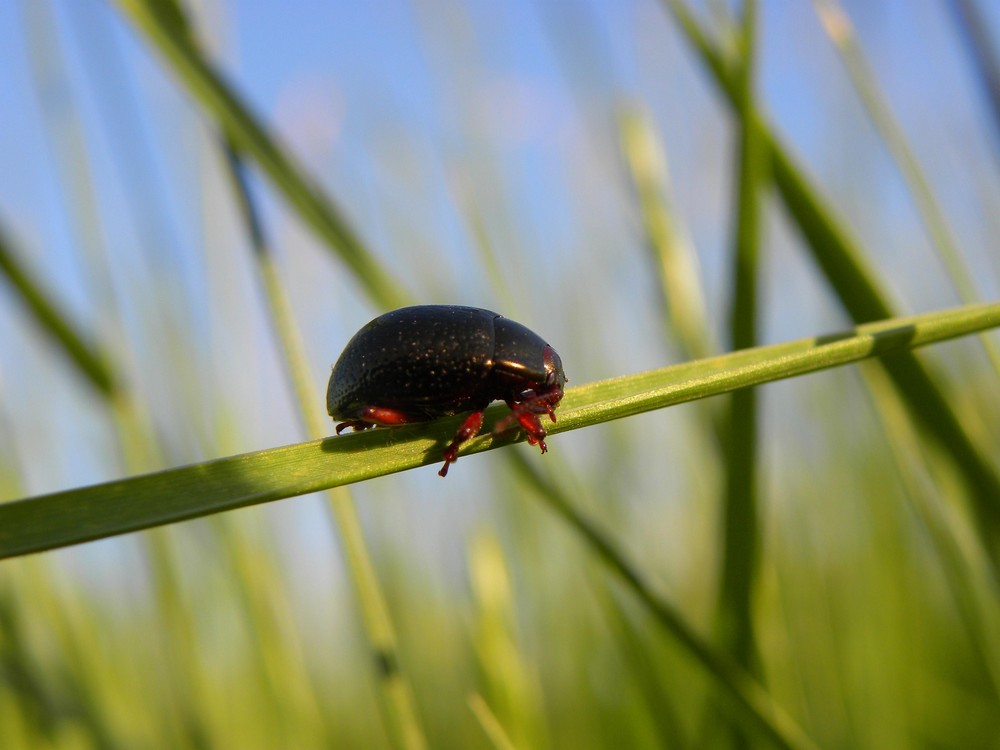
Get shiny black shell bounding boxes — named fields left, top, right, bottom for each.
left=327, top=305, right=561, bottom=421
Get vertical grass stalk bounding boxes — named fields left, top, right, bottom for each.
left=510, top=453, right=820, bottom=750
left=657, top=0, right=1000, bottom=568
left=221, top=145, right=427, bottom=750
left=716, top=3, right=766, bottom=746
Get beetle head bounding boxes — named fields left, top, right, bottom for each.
left=541, top=345, right=566, bottom=397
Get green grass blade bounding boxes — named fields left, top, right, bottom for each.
left=717, top=3, right=766, bottom=746
left=946, top=0, right=1000, bottom=157
left=509, top=453, right=819, bottom=750
left=0, top=222, right=116, bottom=397
left=112, top=0, right=409, bottom=311
left=813, top=0, right=1000, bottom=377
left=811, top=0, right=969, bottom=289
left=2, top=301, right=998, bottom=560
left=617, top=105, right=727, bottom=480
left=221, top=136, right=427, bottom=750
left=618, top=107, right=714, bottom=362
left=859, top=364, right=1000, bottom=699
left=468, top=533, right=544, bottom=750
left=657, top=0, right=1000, bottom=562
left=468, top=693, right=520, bottom=750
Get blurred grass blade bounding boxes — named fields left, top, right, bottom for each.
left=618, top=106, right=714, bottom=362
left=2, top=301, right=998, bottom=560
left=718, top=2, right=765, bottom=745
left=657, top=0, right=1000, bottom=560
left=946, top=0, right=1000, bottom=164
left=0, top=221, right=116, bottom=396
left=618, top=105, right=726, bottom=459
left=468, top=532, right=545, bottom=750
left=813, top=0, right=1000, bottom=377
left=468, top=693, right=520, bottom=750
left=590, top=582, right=690, bottom=747
left=859, top=364, right=1000, bottom=699
left=220, top=135, right=427, bottom=750
left=146, top=0, right=426, bottom=738
left=112, top=0, right=409, bottom=310
left=510, top=453, right=818, bottom=750
left=19, top=7, right=222, bottom=744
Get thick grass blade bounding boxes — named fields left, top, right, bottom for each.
left=2, top=301, right=998, bottom=560
left=221, top=135, right=427, bottom=750
left=127, top=0, right=424, bottom=740
left=858, top=364, right=1000, bottom=700
left=657, top=0, right=1000, bottom=563
left=112, top=0, right=409, bottom=310
left=813, top=0, right=1000, bottom=377
left=509, top=453, right=819, bottom=750
left=0, top=222, right=116, bottom=397
left=946, top=0, right=1000, bottom=164
left=617, top=105, right=727, bottom=483
left=717, top=3, right=766, bottom=747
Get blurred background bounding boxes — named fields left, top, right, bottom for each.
left=2, top=0, right=1000, bottom=748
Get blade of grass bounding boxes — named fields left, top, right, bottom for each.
left=221, top=143, right=426, bottom=750
left=0, top=564, right=122, bottom=750
left=2, top=301, right=998, bottom=560
left=21, top=6, right=226, bottom=744
left=858, top=362, right=1000, bottom=700
left=508, top=453, right=819, bottom=750
left=112, top=0, right=409, bottom=311
left=591, top=583, right=691, bottom=748
left=813, top=0, right=1000, bottom=378
left=617, top=106, right=727, bottom=483
left=618, top=107, right=715, bottom=362
left=0, top=221, right=116, bottom=397
left=716, top=2, right=766, bottom=747
left=657, top=0, right=1000, bottom=564
left=133, top=0, right=424, bottom=739
left=468, top=693, right=520, bottom=750
left=468, top=533, right=544, bottom=750
left=945, top=0, right=1000, bottom=165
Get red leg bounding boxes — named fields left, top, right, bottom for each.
left=336, top=420, right=375, bottom=435
left=337, top=406, right=491, bottom=477
left=492, top=392, right=562, bottom=454
left=510, top=409, right=548, bottom=453
left=439, top=410, right=485, bottom=477
left=357, top=405, right=423, bottom=426
left=336, top=405, right=425, bottom=434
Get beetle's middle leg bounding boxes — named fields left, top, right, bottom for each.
left=439, top=410, right=485, bottom=477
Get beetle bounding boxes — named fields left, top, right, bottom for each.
left=327, top=305, right=567, bottom=476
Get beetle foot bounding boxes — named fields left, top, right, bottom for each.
left=439, top=411, right=485, bottom=477
left=336, top=420, right=375, bottom=435
left=519, top=417, right=548, bottom=454
left=494, top=401, right=551, bottom=455
left=524, top=430, right=549, bottom=454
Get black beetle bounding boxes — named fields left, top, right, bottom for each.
left=327, top=305, right=567, bottom=476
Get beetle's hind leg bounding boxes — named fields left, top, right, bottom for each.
left=336, top=405, right=426, bottom=435
left=335, top=420, right=375, bottom=435
left=439, top=411, right=485, bottom=477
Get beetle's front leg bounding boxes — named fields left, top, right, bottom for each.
left=494, top=400, right=549, bottom=454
